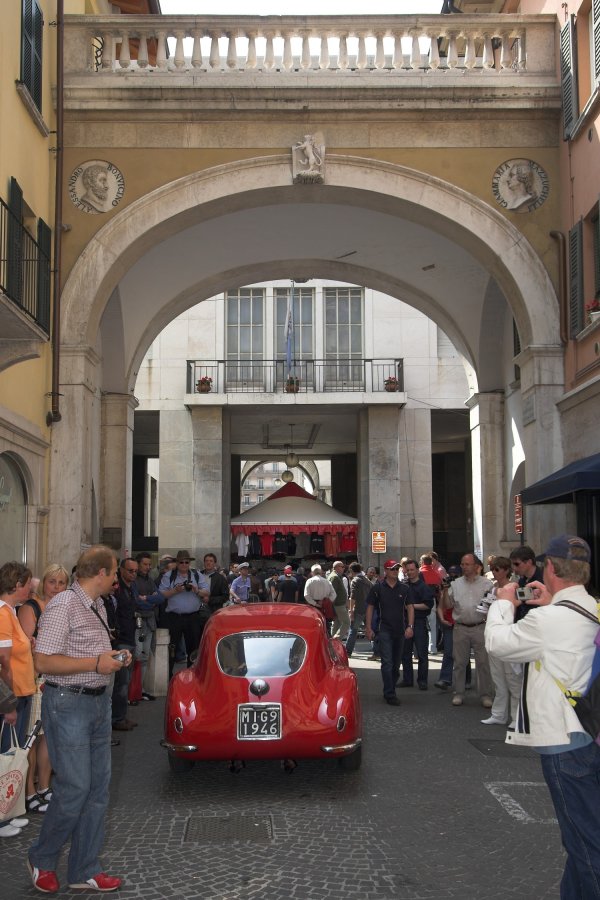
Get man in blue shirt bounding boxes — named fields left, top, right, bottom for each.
left=158, top=550, right=209, bottom=676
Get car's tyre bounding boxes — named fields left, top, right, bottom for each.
left=168, top=752, right=195, bottom=774
left=338, top=746, right=362, bottom=771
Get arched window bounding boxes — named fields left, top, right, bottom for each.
left=0, top=454, right=27, bottom=562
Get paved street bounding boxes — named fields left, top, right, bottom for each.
left=3, top=647, right=564, bottom=900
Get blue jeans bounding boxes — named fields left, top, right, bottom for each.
left=29, top=686, right=112, bottom=884
left=346, top=612, right=365, bottom=657
left=111, top=643, right=134, bottom=724
left=400, top=618, right=429, bottom=686
left=378, top=627, right=404, bottom=699
left=540, top=741, right=600, bottom=899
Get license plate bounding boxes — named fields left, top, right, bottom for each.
left=237, top=703, right=282, bottom=740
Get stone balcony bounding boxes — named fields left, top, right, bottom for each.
left=63, top=14, right=560, bottom=113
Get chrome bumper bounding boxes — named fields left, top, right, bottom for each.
left=320, top=738, right=362, bottom=755
left=160, top=739, right=198, bottom=752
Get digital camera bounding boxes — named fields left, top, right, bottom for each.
left=516, top=586, right=533, bottom=602
left=475, top=595, right=494, bottom=615
left=182, top=580, right=193, bottom=591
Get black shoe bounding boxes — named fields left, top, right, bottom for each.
left=141, top=692, right=156, bottom=701
left=385, top=696, right=401, bottom=706
left=398, top=682, right=413, bottom=688
left=434, top=680, right=450, bottom=690
left=418, top=684, right=428, bottom=691
left=111, top=739, right=120, bottom=747
left=128, top=700, right=139, bottom=707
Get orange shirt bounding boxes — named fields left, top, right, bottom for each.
left=0, top=601, right=36, bottom=696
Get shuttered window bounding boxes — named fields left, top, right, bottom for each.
left=593, top=0, right=600, bottom=85
left=569, top=221, right=584, bottom=337
left=6, top=178, right=24, bottom=305
left=593, top=213, right=600, bottom=300
left=561, top=17, right=579, bottom=140
left=36, top=218, right=51, bottom=334
left=21, top=0, right=43, bottom=112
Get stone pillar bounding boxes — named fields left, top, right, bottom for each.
left=144, top=628, right=170, bottom=697
left=516, top=346, right=568, bottom=550
left=157, top=409, right=194, bottom=553
left=100, top=393, right=138, bottom=556
left=358, top=406, right=402, bottom=565
left=468, top=392, right=504, bottom=560
left=398, top=408, right=433, bottom=558
left=47, top=346, right=102, bottom=567
left=190, top=406, right=231, bottom=564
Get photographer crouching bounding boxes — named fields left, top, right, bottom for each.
left=485, top=535, right=600, bottom=898
left=158, top=551, right=210, bottom=677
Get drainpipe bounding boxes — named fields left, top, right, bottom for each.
left=550, top=230, right=569, bottom=346
left=48, top=0, right=64, bottom=425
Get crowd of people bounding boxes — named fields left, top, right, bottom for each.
left=1, top=535, right=598, bottom=896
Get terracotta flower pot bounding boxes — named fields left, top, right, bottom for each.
left=197, top=382, right=212, bottom=393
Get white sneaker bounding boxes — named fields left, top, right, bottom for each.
left=481, top=716, right=507, bottom=725
left=10, top=817, right=29, bottom=828
left=0, top=824, right=22, bottom=837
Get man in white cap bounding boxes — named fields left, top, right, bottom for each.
left=230, top=562, right=252, bottom=603
left=486, top=534, right=600, bottom=898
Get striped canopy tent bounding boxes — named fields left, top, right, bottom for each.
left=231, top=482, right=357, bottom=536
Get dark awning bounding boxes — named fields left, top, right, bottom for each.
left=521, top=452, right=600, bottom=505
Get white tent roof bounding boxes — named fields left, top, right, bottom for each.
left=231, top=482, right=357, bottom=527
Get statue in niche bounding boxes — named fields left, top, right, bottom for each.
left=292, top=134, right=325, bottom=184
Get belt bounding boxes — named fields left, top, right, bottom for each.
left=45, top=681, right=106, bottom=696
left=456, top=621, right=484, bottom=628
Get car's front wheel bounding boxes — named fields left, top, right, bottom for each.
left=168, top=752, right=195, bottom=774
left=338, top=746, right=362, bottom=771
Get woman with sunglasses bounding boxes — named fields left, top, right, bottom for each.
left=481, top=556, right=522, bottom=727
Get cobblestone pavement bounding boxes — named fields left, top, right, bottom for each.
left=2, top=648, right=564, bottom=900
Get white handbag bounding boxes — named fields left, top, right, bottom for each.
left=0, top=723, right=28, bottom=820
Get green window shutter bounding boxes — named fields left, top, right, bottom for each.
left=593, top=0, right=600, bottom=84
left=36, top=218, right=51, bottom=334
left=569, top=220, right=584, bottom=337
left=21, top=0, right=43, bottom=112
left=560, top=17, right=578, bottom=140
left=7, top=177, right=24, bottom=305
left=593, top=214, right=600, bottom=299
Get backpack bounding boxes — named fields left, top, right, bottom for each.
left=551, top=600, right=600, bottom=746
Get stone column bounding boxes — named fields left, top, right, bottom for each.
left=157, top=408, right=194, bottom=553
left=398, top=408, right=433, bottom=558
left=468, top=392, right=504, bottom=560
left=358, top=406, right=402, bottom=565
left=100, top=393, right=138, bottom=556
left=516, top=346, right=568, bottom=550
left=190, top=405, right=231, bottom=564
left=47, top=346, right=102, bottom=567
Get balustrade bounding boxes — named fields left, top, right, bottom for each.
left=63, top=15, right=556, bottom=78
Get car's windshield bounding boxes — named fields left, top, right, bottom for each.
left=217, top=631, right=307, bottom=677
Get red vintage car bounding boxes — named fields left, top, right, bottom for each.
left=161, top=603, right=362, bottom=773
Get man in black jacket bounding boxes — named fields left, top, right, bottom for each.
left=366, top=561, right=414, bottom=706
left=202, top=553, right=230, bottom=612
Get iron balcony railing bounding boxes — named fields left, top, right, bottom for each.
left=187, top=358, right=404, bottom=394
left=0, top=198, right=51, bottom=335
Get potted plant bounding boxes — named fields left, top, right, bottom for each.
left=585, top=299, right=600, bottom=324
left=285, top=375, right=300, bottom=393
left=196, top=375, right=213, bottom=393
left=384, top=375, right=399, bottom=392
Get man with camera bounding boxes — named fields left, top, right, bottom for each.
left=158, top=551, right=210, bottom=677
left=485, top=535, right=600, bottom=898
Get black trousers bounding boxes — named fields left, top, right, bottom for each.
left=165, top=611, right=206, bottom=676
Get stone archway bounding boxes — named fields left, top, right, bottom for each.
left=49, top=155, right=564, bottom=564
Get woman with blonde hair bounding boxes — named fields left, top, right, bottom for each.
left=18, top=564, right=69, bottom=814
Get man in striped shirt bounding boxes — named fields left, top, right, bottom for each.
left=27, top=546, right=130, bottom=895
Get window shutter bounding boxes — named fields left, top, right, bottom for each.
left=569, top=220, right=584, bottom=337
left=560, top=17, right=578, bottom=140
left=593, top=214, right=600, bottom=299
left=21, top=0, right=43, bottom=111
left=7, top=177, right=24, bottom=304
left=36, top=218, right=51, bottom=334
left=593, top=0, right=600, bottom=84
